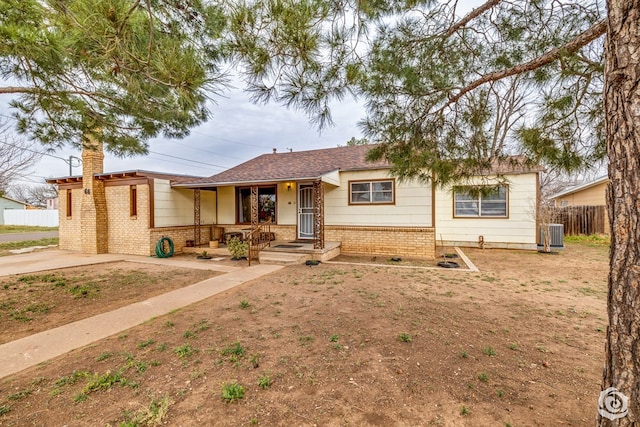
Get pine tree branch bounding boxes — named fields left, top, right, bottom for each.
left=446, top=0, right=502, bottom=37
left=446, top=19, right=607, bottom=107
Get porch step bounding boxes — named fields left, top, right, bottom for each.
left=259, top=251, right=308, bottom=265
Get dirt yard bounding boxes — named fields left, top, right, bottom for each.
left=0, top=243, right=607, bottom=426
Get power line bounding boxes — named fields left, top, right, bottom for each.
left=147, top=150, right=227, bottom=169
left=146, top=155, right=214, bottom=172
left=163, top=139, right=244, bottom=161
left=189, top=129, right=268, bottom=149
left=0, top=139, right=70, bottom=162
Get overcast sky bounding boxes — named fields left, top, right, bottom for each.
left=3, top=1, right=484, bottom=188
left=2, top=87, right=365, bottom=186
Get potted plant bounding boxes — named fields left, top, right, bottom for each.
left=227, top=237, right=248, bottom=260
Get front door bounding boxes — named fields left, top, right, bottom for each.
left=298, top=184, right=314, bottom=239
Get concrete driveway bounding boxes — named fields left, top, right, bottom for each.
left=0, top=231, right=58, bottom=243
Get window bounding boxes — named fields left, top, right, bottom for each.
left=130, top=185, right=137, bottom=217
left=66, top=190, right=72, bottom=217
left=454, top=186, right=508, bottom=217
left=349, top=180, right=395, bottom=204
left=237, top=186, right=276, bottom=223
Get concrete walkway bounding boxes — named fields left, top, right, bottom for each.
left=0, top=250, right=283, bottom=379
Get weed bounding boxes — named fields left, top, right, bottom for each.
left=477, top=372, right=488, bottom=382
left=196, top=320, right=210, bottom=331
left=82, top=370, right=131, bottom=396
left=96, top=352, right=113, bottom=362
left=24, top=303, right=51, bottom=313
left=298, top=335, right=314, bottom=345
left=221, top=382, right=245, bottom=402
left=240, top=300, right=250, bottom=309
left=483, top=346, right=497, bottom=356
left=134, top=395, right=173, bottom=425
left=329, top=334, right=339, bottom=342
left=73, top=393, right=88, bottom=403
left=398, top=333, right=412, bottom=343
left=137, top=339, right=155, bottom=349
left=497, top=390, right=504, bottom=397
left=250, top=354, right=260, bottom=369
left=258, top=374, right=271, bottom=389
left=183, top=330, right=196, bottom=339
left=156, top=343, right=167, bottom=352
left=174, top=344, right=195, bottom=358
left=69, top=283, right=98, bottom=298
left=164, top=321, right=175, bottom=328
left=54, top=370, right=90, bottom=388
left=134, top=361, right=148, bottom=373
left=221, top=341, right=245, bottom=357
left=460, top=405, right=469, bottom=416
left=9, top=310, right=32, bottom=322
left=0, top=406, right=9, bottom=415
left=460, top=351, right=468, bottom=359
left=7, top=389, right=31, bottom=401
left=509, top=343, right=519, bottom=351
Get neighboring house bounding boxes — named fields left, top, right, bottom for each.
left=0, top=196, right=28, bottom=225
left=46, top=198, right=59, bottom=210
left=550, top=175, right=608, bottom=207
left=48, top=144, right=541, bottom=259
left=550, top=175, right=609, bottom=235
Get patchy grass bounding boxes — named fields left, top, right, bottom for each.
left=0, top=242, right=607, bottom=426
left=564, top=234, right=610, bottom=247
left=0, top=225, right=58, bottom=234
left=0, top=238, right=58, bottom=255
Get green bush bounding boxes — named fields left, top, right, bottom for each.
left=227, top=237, right=248, bottom=259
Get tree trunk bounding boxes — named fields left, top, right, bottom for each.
left=600, top=1, right=640, bottom=425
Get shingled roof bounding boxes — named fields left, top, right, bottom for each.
left=174, top=144, right=388, bottom=187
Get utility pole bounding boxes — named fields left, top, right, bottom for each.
left=67, top=155, right=81, bottom=176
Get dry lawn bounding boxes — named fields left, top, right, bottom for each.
left=0, top=242, right=607, bottom=426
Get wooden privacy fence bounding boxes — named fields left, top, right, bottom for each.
left=552, top=205, right=605, bottom=236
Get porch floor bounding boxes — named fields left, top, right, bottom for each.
left=183, top=240, right=341, bottom=263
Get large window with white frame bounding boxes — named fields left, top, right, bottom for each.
left=349, top=179, right=395, bottom=205
left=454, top=186, right=508, bottom=217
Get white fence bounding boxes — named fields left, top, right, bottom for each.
left=4, top=209, right=59, bottom=227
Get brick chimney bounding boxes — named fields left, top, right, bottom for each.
left=80, top=132, right=108, bottom=254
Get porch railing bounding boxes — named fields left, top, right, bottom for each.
left=247, top=222, right=273, bottom=266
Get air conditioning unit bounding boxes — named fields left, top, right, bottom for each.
left=537, top=224, right=564, bottom=250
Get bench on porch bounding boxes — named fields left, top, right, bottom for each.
left=223, top=231, right=276, bottom=244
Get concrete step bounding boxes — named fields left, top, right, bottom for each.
left=259, top=251, right=308, bottom=265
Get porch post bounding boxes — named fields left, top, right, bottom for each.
left=194, top=189, right=201, bottom=246
left=313, top=179, right=325, bottom=249
left=250, top=185, right=259, bottom=229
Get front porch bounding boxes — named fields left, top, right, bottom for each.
left=182, top=240, right=341, bottom=265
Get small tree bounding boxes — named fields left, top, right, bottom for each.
left=0, top=122, right=41, bottom=194
left=9, top=184, right=58, bottom=208
left=537, top=197, right=560, bottom=253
